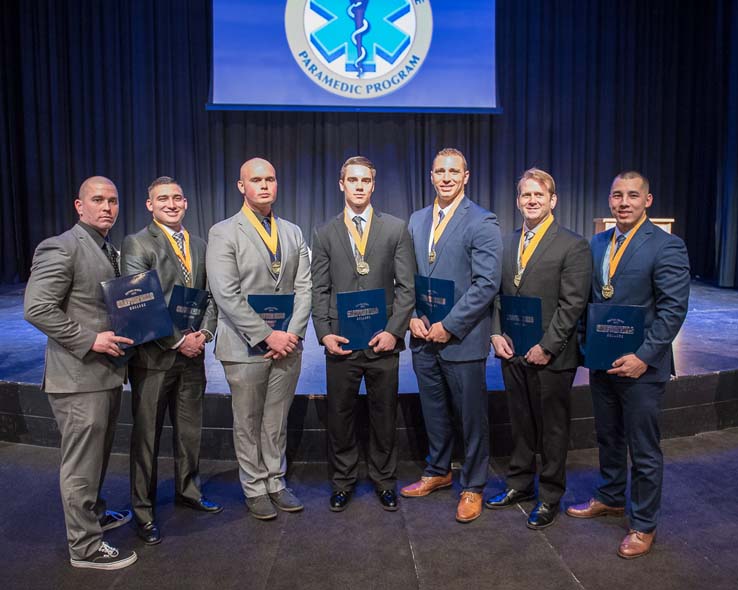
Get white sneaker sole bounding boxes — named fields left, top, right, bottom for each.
left=70, top=551, right=138, bottom=570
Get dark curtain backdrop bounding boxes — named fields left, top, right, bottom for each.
left=1, top=0, right=735, bottom=284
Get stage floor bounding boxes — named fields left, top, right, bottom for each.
left=2, top=281, right=736, bottom=394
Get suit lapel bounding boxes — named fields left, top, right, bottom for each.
left=148, top=222, right=187, bottom=283
left=73, top=224, right=113, bottom=272
left=237, top=210, right=273, bottom=273
left=274, top=216, right=288, bottom=285
left=506, top=229, right=522, bottom=292
left=417, top=206, right=434, bottom=276
left=592, top=229, right=614, bottom=291
left=613, top=220, right=653, bottom=280
left=364, top=209, right=382, bottom=260
left=331, top=213, right=357, bottom=274
left=518, top=221, right=559, bottom=289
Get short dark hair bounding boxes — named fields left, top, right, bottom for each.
left=340, top=156, right=376, bottom=180
left=613, top=170, right=650, bottom=194
left=433, top=147, right=468, bottom=172
left=147, top=176, right=182, bottom=198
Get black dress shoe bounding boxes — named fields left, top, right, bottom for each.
left=527, top=501, right=559, bottom=530
left=329, top=490, right=351, bottom=512
left=134, top=521, right=162, bottom=545
left=377, top=489, right=399, bottom=512
left=485, top=488, right=536, bottom=509
left=175, top=495, right=224, bottom=514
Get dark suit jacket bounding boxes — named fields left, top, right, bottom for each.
left=408, top=196, right=503, bottom=362
left=311, top=209, right=416, bottom=355
left=121, top=222, right=217, bottom=370
left=24, top=223, right=126, bottom=393
left=590, top=219, right=690, bottom=382
left=491, top=220, right=592, bottom=371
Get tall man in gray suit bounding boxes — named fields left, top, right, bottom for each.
left=24, top=176, right=138, bottom=570
left=121, top=176, right=222, bottom=546
left=311, top=156, right=416, bottom=512
left=207, top=158, right=311, bottom=520
left=401, top=148, right=503, bottom=523
left=486, top=168, right=591, bottom=530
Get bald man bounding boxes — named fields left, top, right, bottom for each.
left=206, top=158, right=311, bottom=520
left=24, top=176, right=138, bottom=570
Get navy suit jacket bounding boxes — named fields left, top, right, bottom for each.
left=590, top=219, right=690, bottom=382
left=408, top=196, right=503, bottom=362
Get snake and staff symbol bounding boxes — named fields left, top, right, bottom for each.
left=347, top=0, right=370, bottom=77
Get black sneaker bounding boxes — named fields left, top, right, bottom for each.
left=70, top=541, right=138, bottom=570
left=100, top=509, right=133, bottom=531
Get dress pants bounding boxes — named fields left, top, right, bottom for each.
left=501, top=359, right=575, bottom=503
left=412, top=350, right=489, bottom=492
left=325, top=350, right=399, bottom=492
left=47, top=387, right=121, bottom=560
left=129, top=356, right=205, bottom=525
left=590, top=371, right=665, bottom=533
left=223, top=351, right=301, bottom=498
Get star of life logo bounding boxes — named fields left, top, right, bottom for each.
left=285, top=0, right=433, bottom=99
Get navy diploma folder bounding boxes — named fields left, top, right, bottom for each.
left=336, top=288, right=387, bottom=350
left=500, top=295, right=543, bottom=356
left=414, top=275, right=455, bottom=326
left=584, top=303, right=646, bottom=370
left=168, top=285, right=210, bottom=333
left=100, top=270, right=174, bottom=347
left=247, top=293, right=295, bottom=355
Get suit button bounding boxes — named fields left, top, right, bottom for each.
left=276, top=288, right=280, bottom=292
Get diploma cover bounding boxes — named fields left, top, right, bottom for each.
left=500, top=295, right=543, bottom=356
left=101, top=270, right=174, bottom=348
left=247, top=293, right=295, bottom=355
left=414, top=274, right=455, bottom=326
left=336, top=288, right=387, bottom=350
left=584, top=303, right=646, bottom=370
left=168, top=285, right=209, bottom=333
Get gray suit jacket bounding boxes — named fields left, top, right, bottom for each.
left=23, top=223, right=126, bottom=393
left=121, top=221, right=217, bottom=370
left=491, top=220, right=592, bottom=371
left=310, top=209, right=416, bottom=354
left=206, top=208, right=312, bottom=363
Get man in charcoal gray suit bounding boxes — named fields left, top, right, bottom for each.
left=121, top=176, right=222, bottom=546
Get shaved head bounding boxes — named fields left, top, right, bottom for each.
left=239, top=158, right=274, bottom=181
left=78, top=176, right=116, bottom=200
left=237, top=158, right=278, bottom=215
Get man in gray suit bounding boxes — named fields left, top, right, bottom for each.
left=311, top=156, right=415, bottom=512
left=24, top=176, right=138, bottom=570
left=207, top=158, right=311, bottom=520
left=121, top=176, right=222, bottom=546
left=486, top=168, right=591, bottom=530
left=401, top=148, right=503, bottom=524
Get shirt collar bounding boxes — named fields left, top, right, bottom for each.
left=345, top=204, right=373, bottom=222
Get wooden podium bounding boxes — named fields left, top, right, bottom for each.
left=593, top=218, right=675, bottom=234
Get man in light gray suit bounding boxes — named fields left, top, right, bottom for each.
left=311, top=156, right=416, bottom=512
left=121, top=176, right=222, bottom=546
left=207, top=158, right=311, bottom=520
left=24, top=176, right=138, bottom=570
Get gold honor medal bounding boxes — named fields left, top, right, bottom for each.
left=356, top=260, right=370, bottom=275
left=271, top=260, right=282, bottom=275
left=513, top=272, right=522, bottom=287
left=602, top=283, right=614, bottom=299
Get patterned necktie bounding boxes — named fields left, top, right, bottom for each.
left=172, top=232, right=191, bottom=285
left=103, top=241, right=120, bottom=277
left=352, top=216, right=364, bottom=261
left=523, top=230, right=535, bottom=252
left=614, top=233, right=627, bottom=253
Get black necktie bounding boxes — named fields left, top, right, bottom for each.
left=103, top=241, right=120, bottom=277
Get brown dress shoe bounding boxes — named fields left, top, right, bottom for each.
left=617, top=529, right=655, bottom=559
left=400, top=473, right=453, bottom=497
left=566, top=498, right=625, bottom=519
left=456, top=492, right=483, bottom=523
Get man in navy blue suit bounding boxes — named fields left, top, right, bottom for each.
left=566, top=171, right=690, bottom=559
left=400, top=148, right=502, bottom=523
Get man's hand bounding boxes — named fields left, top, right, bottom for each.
left=607, top=353, right=648, bottom=379
left=263, top=330, right=299, bottom=359
left=321, top=334, right=352, bottom=356
left=525, top=344, right=551, bottom=366
left=427, top=322, right=451, bottom=343
left=179, top=331, right=206, bottom=358
left=368, top=331, right=397, bottom=354
left=409, top=318, right=429, bottom=339
left=491, top=334, right=514, bottom=359
left=92, top=331, right=134, bottom=357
